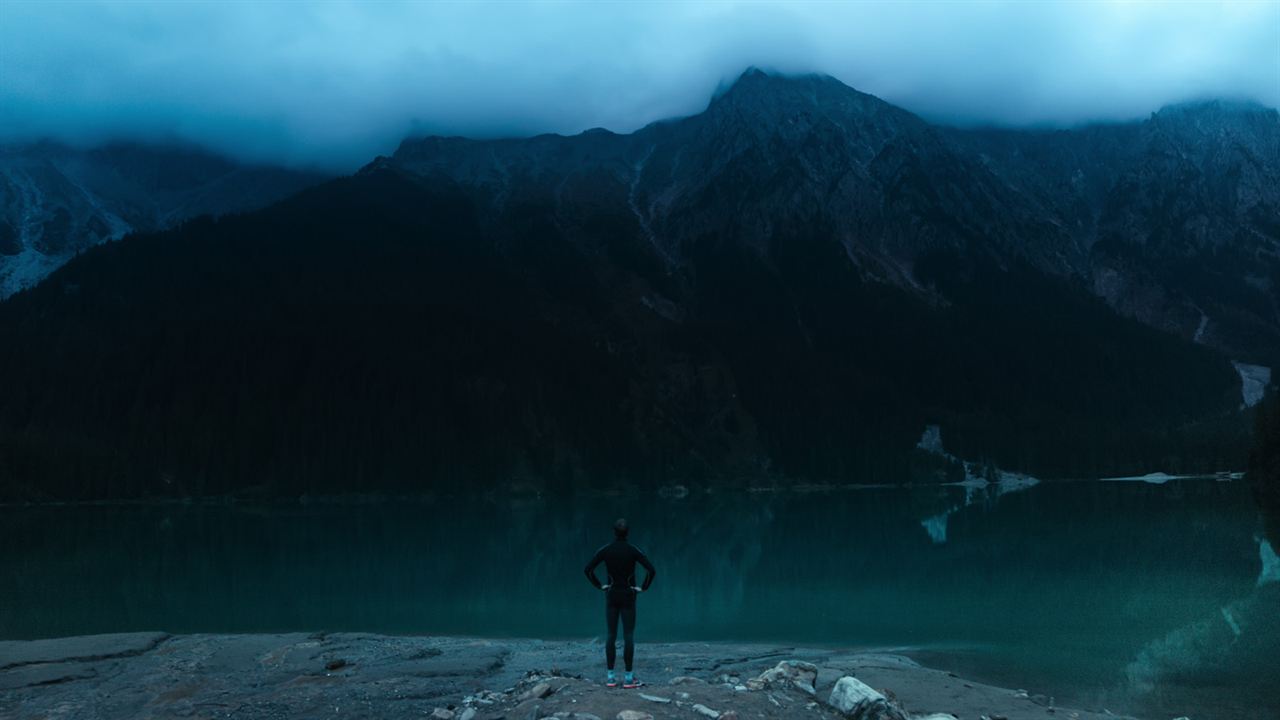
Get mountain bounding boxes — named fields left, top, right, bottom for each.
left=0, top=141, right=328, bottom=298
left=949, top=99, right=1280, bottom=362
left=0, top=70, right=1272, bottom=501
left=389, top=73, right=1280, bottom=363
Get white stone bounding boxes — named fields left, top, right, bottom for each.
left=691, top=704, right=721, bottom=719
left=827, top=676, right=906, bottom=719
left=829, top=677, right=884, bottom=713
left=754, top=660, right=819, bottom=695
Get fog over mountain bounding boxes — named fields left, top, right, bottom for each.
left=2, top=1, right=1276, bottom=171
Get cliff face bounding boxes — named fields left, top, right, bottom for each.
left=950, top=100, right=1280, bottom=361
left=0, top=141, right=326, bottom=298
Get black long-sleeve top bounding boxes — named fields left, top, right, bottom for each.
left=584, top=539, right=655, bottom=593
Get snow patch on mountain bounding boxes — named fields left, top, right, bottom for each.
left=1193, top=307, right=1209, bottom=343
left=1232, top=361, right=1270, bottom=408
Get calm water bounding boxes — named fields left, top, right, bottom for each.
left=2, top=480, right=1276, bottom=719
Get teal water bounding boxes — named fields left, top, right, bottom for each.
left=1, top=479, right=1275, bottom=719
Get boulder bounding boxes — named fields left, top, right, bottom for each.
left=827, top=676, right=907, bottom=720
left=522, top=682, right=553, bottom=700
left=616, top=711, right=653, bottom=720
left=754, top=660, right=820, bottom=695
left=691, top=704, right=721, bottom=719
left=431, top=709, right=455, bottom=720
left=514, top=699, right=545, bottom=720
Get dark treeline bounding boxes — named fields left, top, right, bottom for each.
left=1248, top=389, right=1280, bottom=545
left=0, top=170, right=1250, bottom=501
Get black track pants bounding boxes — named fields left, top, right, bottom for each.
left=605, top=593, right=637, bottom=671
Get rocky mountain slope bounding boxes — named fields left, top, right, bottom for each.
left=385, top=70, right=1280, bottom=365
left=0, top=70, right=1271, bottom=500
left=0, top=141, right=326, bottom=297
left=950, top=99, right=1280, bottom=363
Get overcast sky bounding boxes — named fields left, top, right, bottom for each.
left=2, top=1, right=1277, bottom=171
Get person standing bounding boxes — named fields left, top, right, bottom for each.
left=584, top=518, right=656, bottom=688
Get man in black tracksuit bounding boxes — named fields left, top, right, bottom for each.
left=584, top=518, right=656, bottom=688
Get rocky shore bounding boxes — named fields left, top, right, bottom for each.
left=0, top=633, right=1139, bottom=720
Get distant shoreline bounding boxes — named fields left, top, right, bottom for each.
left=0, top=472, right=1247, bottom=509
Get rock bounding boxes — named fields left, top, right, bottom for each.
left=325, top=658, right=349, bottom=671
left=638, top=693, right=670, bottom=704
left=0, top=631, right=169, bottom=669
left=459, top=708, right=477, bottom=720
left=0, top=661, right=98, bottom=691
left=691, top=704, right=720, bottom=719
left=616, top=711, right=653, bottom=720
left=670, top=676, right=705, bottom=685
left=523, top=682, right=554, bottom=700
left=432, top=708, right=455, bottom=720
left=576, top=715, right=602, bottom=720
left=734, top=684, right=748, bottom=691
left=657, top=484, right=689, bottom=499
left=827, top=676, right=907, bottom=720
left=514, top=699, right=544, bottom=720
left=745, top=679, right=765, bottom=691
left=754, top=660, right=820, bottom=695
left=916, top=715, right=959, bottom=720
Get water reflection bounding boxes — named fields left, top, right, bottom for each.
left=0, top=479, right=1269, bottom=718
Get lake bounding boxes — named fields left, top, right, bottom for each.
left=1, top=478, right=1275, bottom=719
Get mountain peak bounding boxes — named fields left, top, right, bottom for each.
left=715, top=67, right=842, bottom=100
left=703, top=67, right=921, bottom=135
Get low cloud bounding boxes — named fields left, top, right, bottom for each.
left=2, top=1, right=1276, bottom=171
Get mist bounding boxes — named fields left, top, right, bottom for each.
left=1, top=0, right=1276, bottom=171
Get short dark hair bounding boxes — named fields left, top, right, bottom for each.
left=613, top=518, right=629, bottom=538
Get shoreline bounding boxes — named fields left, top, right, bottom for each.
left=0, top=632, right=1139, bottom=720
left=0, top=471, right=1246, bottom=509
